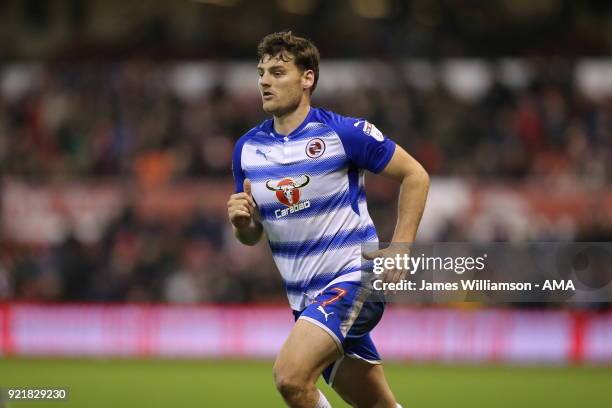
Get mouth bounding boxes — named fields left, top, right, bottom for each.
left=262, top=91, right=274, bottom=100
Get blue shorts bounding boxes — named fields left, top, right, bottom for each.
left=292, top=281, right=385, bottom=385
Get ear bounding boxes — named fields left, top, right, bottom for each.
left=302, top=69, right=315, bottom=92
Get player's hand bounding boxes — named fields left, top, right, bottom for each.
left=362, top=245, right=411, bottom=286
left=227, top=179, right=257, bottom=230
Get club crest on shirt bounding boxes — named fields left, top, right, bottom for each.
left=305, top=138, right=326, bottom=158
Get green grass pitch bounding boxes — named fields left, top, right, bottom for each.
left=0, top=358, right=610, bottom=407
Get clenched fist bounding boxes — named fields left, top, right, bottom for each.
left=227, top=179, right=258, bottom=229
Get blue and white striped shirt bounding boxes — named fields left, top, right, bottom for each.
left=232, top=107, right=396, bottom=310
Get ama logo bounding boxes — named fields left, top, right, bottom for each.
left=266, top=175, right=311, bottom=218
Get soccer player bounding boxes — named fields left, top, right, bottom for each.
left=227, top=32, right=429, bottom=408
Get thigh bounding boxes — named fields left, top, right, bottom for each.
left=332, top=356, right=397, bottom=408
left=274, top=318, right=342, bottom=382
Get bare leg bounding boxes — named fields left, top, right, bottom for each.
left=331, top=355, right=398, bottom=408
left=273, top=319, right=342, bottom=407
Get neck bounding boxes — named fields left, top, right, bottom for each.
left=273, top=98, right=311, bottom=136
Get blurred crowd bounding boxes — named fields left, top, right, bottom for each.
left=0, top=204, right=281, bottom=303
left=0, top=60, right=611, bottom=304
left=1, top=61, right=610, bottom=184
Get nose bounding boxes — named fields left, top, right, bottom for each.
left=259, top=72, right=271, bottom=88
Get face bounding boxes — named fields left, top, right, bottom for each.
left=257, top=52, right=313, bottom=116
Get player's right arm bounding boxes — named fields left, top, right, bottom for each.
left=227, top=179, right=263, bottom=246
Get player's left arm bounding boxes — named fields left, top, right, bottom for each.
left=364, top=145, right=429, bottom=286
left=335, top=115, right=429, bottom=242
left=339, top=115, right=429, bottom=284
left=378, top=144, right=429, bottom=243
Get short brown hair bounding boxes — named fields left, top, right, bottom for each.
left=257, top=31, right=320, bottom=94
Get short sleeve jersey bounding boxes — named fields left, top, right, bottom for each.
left=232, top=107, right=396, bottom=310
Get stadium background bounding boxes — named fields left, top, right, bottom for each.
left=0, top=0, right=611, bottom=407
